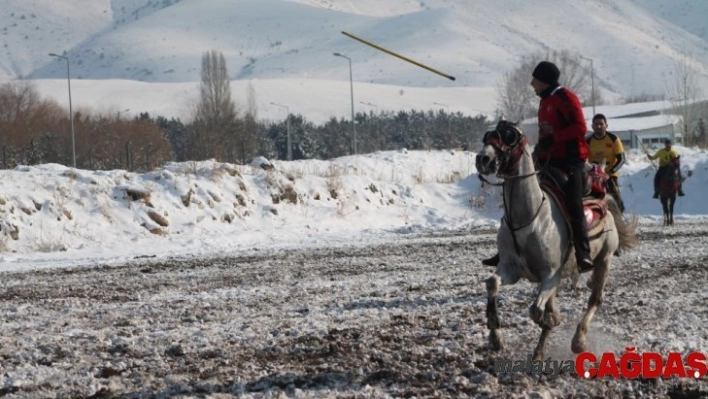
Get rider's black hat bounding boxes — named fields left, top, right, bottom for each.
left=532, top=61, right=560, bottom=85
left=665, top=139, right=672, bottom=145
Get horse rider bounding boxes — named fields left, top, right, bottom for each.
left=586, top=113, right=626, bottom=212
left=648, top=139, right=685, bottom=198
left=483, top=61, right=594, bottom=274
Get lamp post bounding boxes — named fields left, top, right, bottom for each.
left=433, top=101, right=451, bottom=138
left=359, top=101, right=379, bottom=147
left=270, top=102, right=292, bottom=161
left=334, top=52, right=357, bottom=155
left=580, top=56, right=595, bottom=116
left=49, top=52, right=76, bottom=168
left=116, top=108, right=130, bottom=120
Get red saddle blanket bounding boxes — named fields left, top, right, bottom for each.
left=541, top=181, right=609, bottom=231
left=539, top=164, right=610, bottom=230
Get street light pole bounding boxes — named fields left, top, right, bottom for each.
left=49, top=53, right=76, bottom=168
left=270, top=102, right=292, bottom=161
left=359, top=101, right=379, bottom=147
left=433, top=102, right=451, bottom=138
left=580, top=56, right=595, bottom=117
left=117, top=108, right=130, bottom=119
left=334, top=52, right=357, bottom=155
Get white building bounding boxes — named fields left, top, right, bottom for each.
left=519, top=98, right=708, bottom=150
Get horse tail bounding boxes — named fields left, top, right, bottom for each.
left=608, top=196, right=639, bottom=251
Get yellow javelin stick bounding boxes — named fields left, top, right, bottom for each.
left=639, top=140, right=658, bottom=170
left=341, top=31, right=456, bottom=81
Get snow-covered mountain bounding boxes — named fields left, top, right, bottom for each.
left=3, top=0, right=708, bottom=98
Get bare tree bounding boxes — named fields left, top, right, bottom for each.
left=192, top=50, right=239, bottom=161
left=496, top=50, right=597, bottom=122
left=0, top=81, right=41, bottom=123
left=237, top=82, right=259, bottom=163
left=665, top=49, right=705, bottom=147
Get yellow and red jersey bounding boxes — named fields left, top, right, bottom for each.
left=586, top=132, right=625, bottom=177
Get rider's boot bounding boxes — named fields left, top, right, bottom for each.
left=482, top=253, right=499, bottom=266
left=575, top=238, right=593, bottom=273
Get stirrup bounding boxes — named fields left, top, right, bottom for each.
left=577, top=257, right=594, bottom=273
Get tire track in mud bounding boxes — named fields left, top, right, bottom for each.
left=0, top=224, right=706, bottom=398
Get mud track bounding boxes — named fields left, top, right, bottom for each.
left=0, top=223, right=706, bottom=398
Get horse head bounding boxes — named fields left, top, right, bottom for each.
left=475, top=120, right=528, bottom=177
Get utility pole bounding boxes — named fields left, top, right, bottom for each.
left=49, top=52, right=76, bottom=168
left=433, top=102, right=451, bottom=140
left=334, top=52, right=357, bottom=155
left=360, top=101, right=379, bottom=149
left=270, top=102, right=292, bottom=161
left=580, top=56, right=595, bottom=116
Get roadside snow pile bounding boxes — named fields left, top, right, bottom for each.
left=0, top=150, right=487, bottom=266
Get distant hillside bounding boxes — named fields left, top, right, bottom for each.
left=2, top=0, right=708, bottom=98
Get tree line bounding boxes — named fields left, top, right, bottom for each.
left=0, top=50, right=490, bottom=171
left=9, top=47, right=700, bottom=171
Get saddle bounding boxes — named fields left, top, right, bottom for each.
left=539, top=164, right=609, bottom=237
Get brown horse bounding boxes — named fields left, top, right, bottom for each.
left=659, top=158, right=681, bottom=226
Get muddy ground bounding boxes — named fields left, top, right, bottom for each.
left=0, top=222, right=706, bottom=398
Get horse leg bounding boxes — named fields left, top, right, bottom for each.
left=529, top=273, right=561, bottom=326
left=670, top=196, right=675, bottom=225
left=661, top=197, right=669, bottom=225
left=485, top=271, right=520, bottom=351
left=571, top=258, right=609, bottom=354
left=533, top=294, right=562, bottom=361
left=486, top=275, right=504, bottom=350
left=570, top=271, right=581, bottom=293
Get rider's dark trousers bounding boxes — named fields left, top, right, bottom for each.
left=607, top=176, right=625, bottom=212
left=550, top=160, right=591, bottom=260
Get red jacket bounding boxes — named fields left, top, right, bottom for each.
left=536, top=85, right=588, bottom=163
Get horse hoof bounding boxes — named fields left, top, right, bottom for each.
left=529, top=304, right=543, bottom=324
left=571, top=336, right=587, bottom=354
left=489, top=330, right=504, bottom=351
left=533, top=349, right=545, bottom=362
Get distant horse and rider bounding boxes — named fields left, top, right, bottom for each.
left=476, top=120, right=638, bottom=360
left=657, top=155, right=682, bottom=226
left=647, top=139, right=685, bottom=226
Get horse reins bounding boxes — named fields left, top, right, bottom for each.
left=479, top=143, right=547, bottom=255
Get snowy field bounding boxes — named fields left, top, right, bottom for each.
left=0, top=223, right=706, bottom=398
left=1, top=147, right=707, bottom=397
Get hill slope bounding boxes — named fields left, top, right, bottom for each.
left=2, top=0, right=707, bottom=98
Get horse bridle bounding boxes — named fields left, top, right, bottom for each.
left=478, top=125, right=538, bottom=185
left=479, top=124, right=546, bottom=237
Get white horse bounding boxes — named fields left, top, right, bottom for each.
left=475, top=121, right=638, bottom=360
